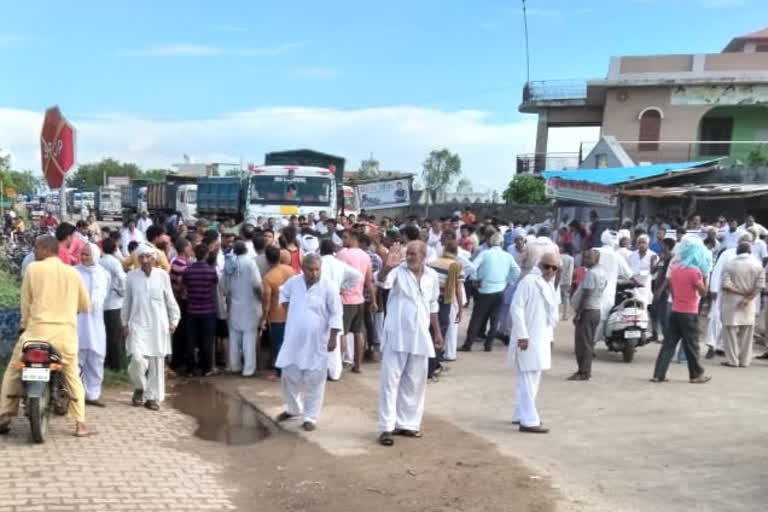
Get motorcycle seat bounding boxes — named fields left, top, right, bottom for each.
left=22, top=341, right=62, bottom=360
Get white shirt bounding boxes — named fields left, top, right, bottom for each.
left=99, top=253, right=126, bottom=311
left=76, top=264, right=110, bottom=356
left=507, top=269, right=557, bottom=372
left=224, top=254, right=262, bottom=331
left=121, top=268, right=180, bottom=357
left=628, top=249, right=657, bottom=305
left=377, top=264, right=439, bottom=357
left=617, top=247, right=632, bottom=263
left=277, top=276, right=343, bottom=371
left=596, top=246, right=634, bottom=319
left=321, top=255, right=362, bottom=292
left=120, top=228, right=145, bottom=256
left=752, top=239, right=768, bottom=262
left=723, top=229, right=745, bottom=250
left=137, top=217, right=152, bottom=235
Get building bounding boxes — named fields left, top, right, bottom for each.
left=520, top=27, right=768, bottom=173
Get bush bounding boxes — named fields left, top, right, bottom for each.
left=0, top=268, right=20, bottom=309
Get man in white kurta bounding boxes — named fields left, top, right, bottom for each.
left=595, top=230, right=633, bottom=342
left=508, top=252, right=560, bottom=434
left=377, top=241, right=442, bottom=447
left=75, top=243, right=110, bottom=406
left=705, top=232, right=754, bottom=358
left=276, top=254, right=342, bottom=431
left=224, top=242, right=262, bottom=376
left=121, top=243, right=180, bottom=411
left=319, top=240, right=363, bottom=381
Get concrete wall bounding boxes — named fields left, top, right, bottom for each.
left=619, top=55, right=693, bottom=73
left=704, top=52, right=768, bottom=71
left=362, top=203, right=553, bottom=223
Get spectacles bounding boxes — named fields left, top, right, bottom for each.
left=540, top=264, right=559, bottom=271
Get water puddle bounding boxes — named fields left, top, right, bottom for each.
left=171, top=381, right=272, bottom=445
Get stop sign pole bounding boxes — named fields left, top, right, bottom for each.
left=40, top=106, right=76, bottom=220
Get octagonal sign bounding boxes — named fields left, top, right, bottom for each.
left=40, top=106, right=76, bottom=189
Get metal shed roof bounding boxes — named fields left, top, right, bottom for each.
left=541, top=159, right=720, bottom=186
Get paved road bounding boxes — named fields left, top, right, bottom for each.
left=0, top=389, right=236, bottom=512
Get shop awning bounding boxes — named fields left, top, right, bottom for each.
left=541, top=159, right=720, bottom=186
left=621, top=183, right=768, bottom=200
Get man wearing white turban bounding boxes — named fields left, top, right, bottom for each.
left=595, top=229, right=633, bottom=342
left=122, top=243, right=180, bottom=410
left=75, top=243, right=111, bottom=406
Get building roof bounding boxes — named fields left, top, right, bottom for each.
left=724, top=26, right=768, bottom=52
left=541, top=159, right=720, bottom=186
left=621, top=183, right=768, bottom=200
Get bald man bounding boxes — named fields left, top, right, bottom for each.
left=376, top=241, right=442, bottom=446
left=508, top=251, right=561, bottom=433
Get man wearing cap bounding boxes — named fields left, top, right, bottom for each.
left=122, top=243, right=180, bottom=411
left=508, top=251, right=561, bottom=434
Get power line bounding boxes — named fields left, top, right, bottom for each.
left=521, top=0, right=531, bottom=84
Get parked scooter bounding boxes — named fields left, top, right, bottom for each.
left=15, top=341, right=70, bottom=443
left=603, top=280, right=650, bottom=363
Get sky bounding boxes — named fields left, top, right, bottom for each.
left=1, top=0, right=766, bottom=191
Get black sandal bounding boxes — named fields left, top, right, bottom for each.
left=378, top=432, right=394, bottom=446
left=276, top=412, right=295, bottom=422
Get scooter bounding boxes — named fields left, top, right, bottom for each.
left=15, top=341, right=70, bottom=443
left=603, top=280, right=650, bottom=363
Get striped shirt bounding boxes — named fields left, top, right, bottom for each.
left=170, top=256, right=189, bottom=301
left=182, top=261, right=218, bottom=315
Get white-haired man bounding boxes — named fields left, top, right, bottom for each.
left=595, top=230, right=634, bottom=342
left=122, top=243, right=180, bottom=411
left=460, top=232, right=520, bottom=352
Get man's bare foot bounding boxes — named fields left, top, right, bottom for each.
left=74, top=422, right=94, bottom=437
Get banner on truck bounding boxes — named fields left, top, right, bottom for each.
left=355, top=178, right=411, bottom=210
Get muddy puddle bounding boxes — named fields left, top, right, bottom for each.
left=171, top=381, right=272, bottom=445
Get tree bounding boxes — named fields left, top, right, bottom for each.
left=422, top=148, right=461, bottom=215
left=357, top=155, right=380, bottom=180
left=0, top=154, right=42, bottom=196
left=67, top=158, right=142, bottom=188
left=142, top=168, right=171, bottom=182
left=225, top=168, right=243, bottom=177
left=502, top=174, right=550, bottom=205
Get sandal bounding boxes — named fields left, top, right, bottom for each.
left=378, top=432, right=394, bottom=446
left=393, top=429, right=423, bottom=438
left=649, top=377, right=666, bottom=383
left=690, top=374, right=712, bottom=384
left=720, top=362, right=738, bottom=368
left=276, top=411, right=295, bottom=422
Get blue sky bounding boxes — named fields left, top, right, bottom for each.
left=1, top=0, right=766, bottom=189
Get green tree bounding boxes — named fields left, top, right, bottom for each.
left=0, top=154, right=42, bottom=196
left=225, top=168, right=243, bottom=177
left=502, top=174, right=550, bottom=205
left=142, top=168, right=171, bottom=182
left=422, top=149, right=461, bottom=214
left=67, top=158, right=142, bottom=188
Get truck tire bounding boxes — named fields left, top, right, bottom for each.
left=27, top=388, right=50, bottom=444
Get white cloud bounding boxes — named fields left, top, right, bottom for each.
left=0, top=106, right=598, bottom=190
left=119, top=42, right=303, bottom=57
left=291, top=67, right=339, bottom=79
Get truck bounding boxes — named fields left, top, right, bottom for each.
left=120, top=179, right=149, bottom=215
left=196, top=165, right=337, bottom=224
left=95, top=186, right=122, bottom=221
left=146, top=175, right=197, bottom=221
left=72, top=190, right=95, bottom=213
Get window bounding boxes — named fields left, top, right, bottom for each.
left=700, top=117, right=733, bottom=157
left=595, top=153, right=608, bottom=168
left=756, top=43, right=768, bottom=52
left=249, top=175, right=331, bottom=206
left=638, top=109, right=662, bottom=151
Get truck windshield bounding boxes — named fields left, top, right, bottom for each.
left=249, top=176, right=331, bottom=206
left=187, top=190, right=197, bottom=203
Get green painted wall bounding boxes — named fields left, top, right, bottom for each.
left=698, top=106, right=768, bottom=163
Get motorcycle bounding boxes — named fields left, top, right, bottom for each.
left=603, top=280, right=650, bottom=363
left=15, top=341, right=70, bottom=443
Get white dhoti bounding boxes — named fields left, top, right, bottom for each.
left=378, top=347, right=428, bottom=432
left=128, top=355, right=165, bottom=402
left=342, top=333, right=355, bottom=365
left=280, top=364, right=327, bottom=424
left=705, top=296, right=724, bottom=350
left=374, top=312, right=385, bottom=346
left=327, top=332, right=343, bottom=381
left=228, top=327, right=258, bottom=376
left=513, top=365, right=542, bottom=428
left=443, top=301, right=459, bottom=360
left=78, top=348, right=105, bottom=401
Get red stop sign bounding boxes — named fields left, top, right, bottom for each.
left=40, top=106, right=76, bottom=189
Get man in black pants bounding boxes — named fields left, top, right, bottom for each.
left=651, top=247, right=711, bottom=384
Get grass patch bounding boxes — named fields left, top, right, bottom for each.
left=103, top=368, right=131, bottom=387
left=0, top=267, right=20, bottom=308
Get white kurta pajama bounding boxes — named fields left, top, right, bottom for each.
left=595, top=246, right=633, bottom=341
left=224, top=254, right=263, bottom=376
left=320, top=255, right=362, bottom=381
left=508, top=268, right=557, bottom=428
left=377, top=264, right=439, bottom=433
left=76, top=260, right=110, bottom=401
left=277, top=276, right=343, bottom=424
left=706, top=248, right=739, bottom=351
left=121, top=266, right=180, bottom=403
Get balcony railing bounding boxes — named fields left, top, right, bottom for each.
left=517, top=152, right=581, bottom=175
left=522, top=80, right=588, bottom=103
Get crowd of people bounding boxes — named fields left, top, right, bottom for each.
left=0, top=205, right=766, bottom=441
